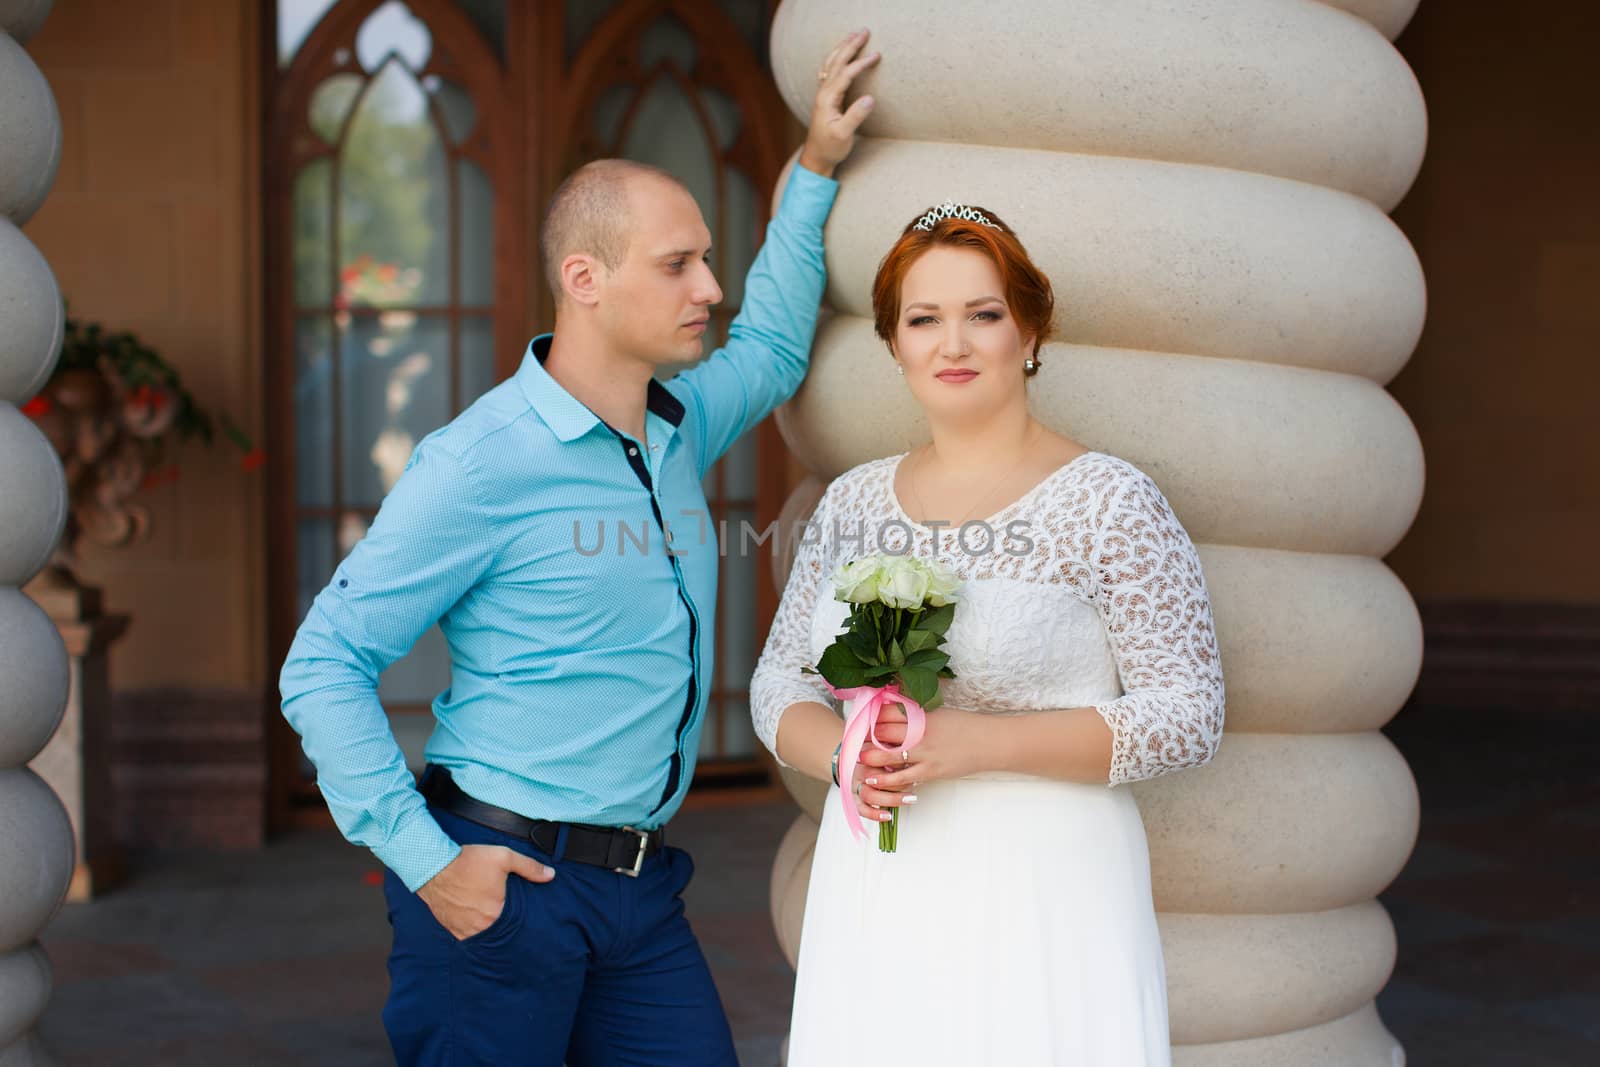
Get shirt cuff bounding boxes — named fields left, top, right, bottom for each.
left=777, top=162, right=839, bottom=230
left=374, top=806, right=463, bottom=892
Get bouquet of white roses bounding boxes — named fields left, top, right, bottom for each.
left=806, top=553, right=961, bottom=852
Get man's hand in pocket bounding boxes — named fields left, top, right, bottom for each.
left=416, top=844, right=555, bottom=940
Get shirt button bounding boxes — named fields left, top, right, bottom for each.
left=627, top=446, right=638, bottom=456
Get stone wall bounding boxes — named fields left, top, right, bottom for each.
left=22, top=0, right=266, bottom=693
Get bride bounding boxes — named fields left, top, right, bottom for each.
left=750, top=201, right=1226, bottom=1064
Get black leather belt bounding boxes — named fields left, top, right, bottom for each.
left=419, top=765, right=664, bottom=877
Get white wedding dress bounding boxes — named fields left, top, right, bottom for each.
left=751, top=451, right=1225, bottom=1066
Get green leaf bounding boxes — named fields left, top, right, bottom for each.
left=904, top=649, right=950, bottom=672
left=874, top=608, right=897, bottom=649
left=919, top=602, right=956, bottom=636
left=817, top=642, right=868, bottom=678
left=898, top=667, right=939, bottom=708
left=887, top=639, right=905, bottom=668
left=902, top=629, right=937, bottom=655
left=842, top=628, right=879, bottom=664
left=863, top=662, right=900, bottom=681
left=820, top=662, right=869, bottom=689
left=848, top=611, right=884, bottom=661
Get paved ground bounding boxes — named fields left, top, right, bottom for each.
left=1373, top=708, right=1600, bottom=1065
left=34, top=707, right=1600, bottom=1065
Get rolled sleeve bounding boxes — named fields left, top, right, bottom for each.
left=280, top=440, right=499, bottom=890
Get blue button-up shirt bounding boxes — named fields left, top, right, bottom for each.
left=280, top=166, right=837, bottom=891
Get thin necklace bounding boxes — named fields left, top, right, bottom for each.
left=906, top=423, right=1044, bottom=528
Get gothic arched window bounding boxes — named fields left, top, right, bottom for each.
left=269, top=0, right=521, bottom=819
left=566, top=1, right=789, bottom=777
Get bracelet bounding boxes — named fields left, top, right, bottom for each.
left=830, top=741, right=842, bottom=787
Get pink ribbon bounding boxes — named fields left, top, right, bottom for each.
left=826, top=682, right=926, bottom=842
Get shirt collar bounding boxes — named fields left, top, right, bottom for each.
left=515, top=334, right=686, bottom=443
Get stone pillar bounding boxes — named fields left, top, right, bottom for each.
left=767, top=1, right=1427, bottom=1062
left=0, top=2, right=73, bottom=1064
left=25, top=611, right=128, bottom=903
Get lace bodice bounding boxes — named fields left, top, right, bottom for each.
left=750, top=452, right=1225, bottom=785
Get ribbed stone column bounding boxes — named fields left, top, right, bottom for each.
left=0, top=3, right=73, bottom=1064
left=767, top=1, right=1427, bottom=1061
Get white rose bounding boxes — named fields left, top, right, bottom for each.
left=878, top=556, right=930, bottom=609
left=924, top=559, right=962, bottom=606
left=832, top=558, right=882, bottom=604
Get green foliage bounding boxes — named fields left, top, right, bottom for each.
left=809, top=595, right=958, bottom=712
left=56, top=317, right=251, bottom=450
left=294, top=68, right=445, bottom=309
left=896, top=666, right=941, bottom=710
left=813, top=642, right=868, bottom=689
left=338, top=73, right=443, bottom=296
left=919, top=601, right=956, bottom=637
left=842, top=628, right=878, bottom=664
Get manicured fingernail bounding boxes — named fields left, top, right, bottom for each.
left=878, top=811, right=892, bottom=821
left=865, top=777, right=878, bottom=786
left=902, top=795, right=918, bottom=804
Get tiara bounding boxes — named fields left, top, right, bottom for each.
left=912, top=200, right=1000, bottom=232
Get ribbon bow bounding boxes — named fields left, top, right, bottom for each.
left=826, top=682, right=927, bottom=841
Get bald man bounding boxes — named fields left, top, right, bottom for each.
left=280, top=29, right=879, bottom=1067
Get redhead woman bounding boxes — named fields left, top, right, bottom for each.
left=750, top=202, right=1226, bottom=1064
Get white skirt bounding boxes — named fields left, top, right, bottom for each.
left=786, top=775, right=1171, bottom=1066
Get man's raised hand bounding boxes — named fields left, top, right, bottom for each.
left=798, top=28, right=880, bottom=178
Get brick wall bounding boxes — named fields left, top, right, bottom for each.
left=22, top=0, right=267, bottom=693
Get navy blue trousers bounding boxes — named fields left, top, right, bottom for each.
left=381, top=805, right=738, bottom=1067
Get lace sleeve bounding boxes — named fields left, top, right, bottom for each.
left=1090, top=468, right=1225, bottom=785
left=751, top=486, right=841, bottom=767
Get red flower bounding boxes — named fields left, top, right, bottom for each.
left=21, top=396, right=52, bottom=418
left=129, top=384, right=165, bottom=411
left=240, top=448, right=267, bottom=473
left=142, top=464, right=181, bottom=490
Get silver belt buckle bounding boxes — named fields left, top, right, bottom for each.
left=616, top=827, right=649, bottom=877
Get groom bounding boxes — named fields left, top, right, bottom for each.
left=280, top=28, right=878, bottom=1067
